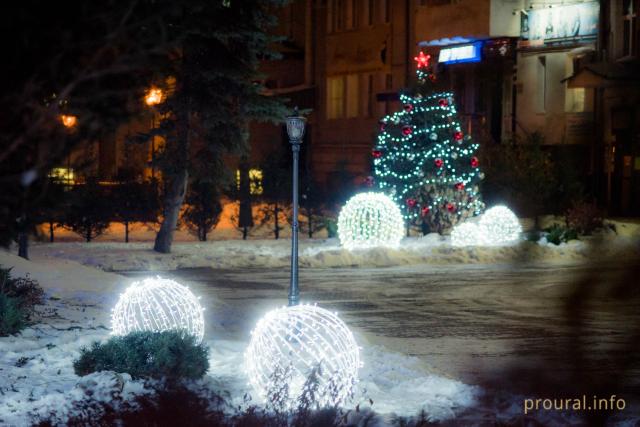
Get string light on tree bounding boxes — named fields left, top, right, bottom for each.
left=373, top=51, right=484, bottom=234
left=111, top=277, right=205, bottom=344
left=244, top=304, right=361, bottom=409
left=337, top=192, right=404, bottom=250
left=479, top=205, right=522, bottom=245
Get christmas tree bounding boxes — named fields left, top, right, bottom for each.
left=372, top=52, right=484, bottom=234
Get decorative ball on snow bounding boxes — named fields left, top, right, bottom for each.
left=111, top=277, right=205, bottom=344
left=337, top=192, right=404, bottom=250
left=451, top=222, right=486, bottom=247
left=244, top=304, right=361, bottom=408
left=479, top=205, right=522, bottom=245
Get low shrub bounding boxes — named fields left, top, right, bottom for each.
left=324, top=218, right=338, bottom=238
left=73, top=330, right=209, bottom=380
left=565, top=200, right=603, bottom=235
left=0, top=293, right=25, bottom=336
left=0, top=266, right=44, bottom=336
left=545, top=224, right=579, bottom=245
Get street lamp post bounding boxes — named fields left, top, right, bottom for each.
left=285, top=108, right=306, bottom=307
left=144, top=87, right=164, bottom=180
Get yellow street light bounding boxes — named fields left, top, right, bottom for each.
left=60, top=114, right=77, bottom=128
left=144, top=87, right=164, bottom=106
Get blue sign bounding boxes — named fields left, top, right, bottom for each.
left=438, top=42, right=482, bottom=64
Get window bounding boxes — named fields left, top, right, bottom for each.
left=346, top=74, right=359, bottom=117
left=536, top=56, right=546, bottom=113
left=623, top=0, right=637, bottom=57
left=236, top=168, right=263, bottom=195
left=49, top=168, right=75, bottom=185
left=364, top=74, right=374, bottom=117
left=367, top=0, right=374, bottom=26
left=327, top=76, right=345, bottom=119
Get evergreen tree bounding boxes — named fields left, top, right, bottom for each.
left=182, top=180, right=223, bottom=242
left=152, top=0, right=288, bottom=253
left=373, top=52, right=484, bottom=234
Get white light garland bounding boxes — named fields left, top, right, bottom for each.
left=244, top=304, right=361, bottom=408
left=451, top=222, right=487, bottom=247
left=337, top=192, right=404, bottom=250
left=111, top=277, right=205, bottom=344
left=479, top=205, right=522, bottom=245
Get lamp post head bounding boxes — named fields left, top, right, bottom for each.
left=145, top=87, right=164, bottom=106
left=285, top=107, right=306, bottom=142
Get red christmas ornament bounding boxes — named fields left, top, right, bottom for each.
left=421, top=206, right=430, bottom=216
left=446, top=202, right=456, bottom=213
left=403, top=103, right=414, bottom=112
left=413, top=51, right=431, bottom=69
left=438, top=98, right=448, bottom=107
left=434, top=158, right=444, bottom=168
left=379, top=122, right=386, bottom=131
left=429, top=74, right=437, bottom=82
left=406, top=198, right=417, bottom=208
left=454, top=131, right=464, bottom=141
left=402, top=125, right=412, bottom=136
left=455, top=182, right=465, bottom=190
left=365, top=176, right=375, bottom=187
left=470, top=156, right=479, bottom=167
left=372, top=150, right=382, bottom=158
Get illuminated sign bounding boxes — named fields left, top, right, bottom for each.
left=521, top=2, right=599, bottom=43
left=438, top=42, right=482, bottom=64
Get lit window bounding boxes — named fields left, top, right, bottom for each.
left=327, top=76, right=345, bottom=119
left=236, top=168, right=263, bottom=195
left=346, top=74, right=359, bottom=117
left=49, top=168, right=75, bottom=184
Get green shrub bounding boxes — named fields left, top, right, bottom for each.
left=545, top=224, right=578, bottom=245
left=324, top=218, right=338, bottom=238
left=0, top=293, right=25, bottom=336
left=565, top=200, right=603, bottom=235
left=73, top=330, right=209, bottom=380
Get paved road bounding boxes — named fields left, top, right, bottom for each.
left=125, top=260, right=640, bottom=397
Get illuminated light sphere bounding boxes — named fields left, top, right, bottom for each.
left=144, top=87, right=164, bottom=106
left=244, top=304, right=361, bottom=408
left=111, top=277, right=205, bottom=344
left=479, top=205, right=522, bottom=245
left=60, top=114, right=77, bottom=128
left=337, top=192, right=404, bottom=250
left=451, top=222, right=487, bottom=247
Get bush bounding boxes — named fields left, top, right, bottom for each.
left=545, top=224, right=578, bottom=245
left=73, top=331, right=209, bottom=380
left=566, top=200, right=603, bottom=235
left=0, top=293, right=25, bottom=336
left=324, top=218, right=338, bottom=238
left=0, top=266, right=44, bottom=336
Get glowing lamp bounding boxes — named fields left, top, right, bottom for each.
left=144, top=87, right=164, bottom=106
left=60, top=114, right=77, bottom=128
left=111, top=277, right=205, bottom=344
left=337, top=192, right=404, bottom=250
left=479, top=205, right=522, bottom=245
left=244, top=304, right=361, bottom=408
left=286, top=108, right=306, bottom=141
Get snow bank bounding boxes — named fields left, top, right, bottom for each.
left=29, top=230, right=640, bottom=273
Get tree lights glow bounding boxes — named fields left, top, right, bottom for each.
left=244, top=304, right=361, bottom=408
left=373, top=51, right=484, bottom=233
left=479, top=205, right=522, bottom=245
left=337, top=192, right=404, bottom=250
left=111, top=277, right=205, bottom=344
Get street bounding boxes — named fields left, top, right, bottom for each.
left=125, top=259, right=640, bottom=398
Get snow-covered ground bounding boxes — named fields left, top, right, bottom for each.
left=0, top=251, right=480, bottom=426
left=2, top=224, right=639, bottom=425
left=29, top=225, right=640, bottom=273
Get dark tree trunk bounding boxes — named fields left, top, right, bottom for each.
left=201, top=227, right=207, bottom=242
left=125, top=220, right=129, bottom=243
left=49, top=221, right=54, bottom=242
left=154, top=169, right=189, bottom=253
left=242, top=226, right=248, bottom=240
left=18, top=232, right=29, bottom=260
left=307, top=207, right=313, bottom=238
left=274, top=203, right=279, bottom=240
left=86, top=227, right=91, bottom=242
